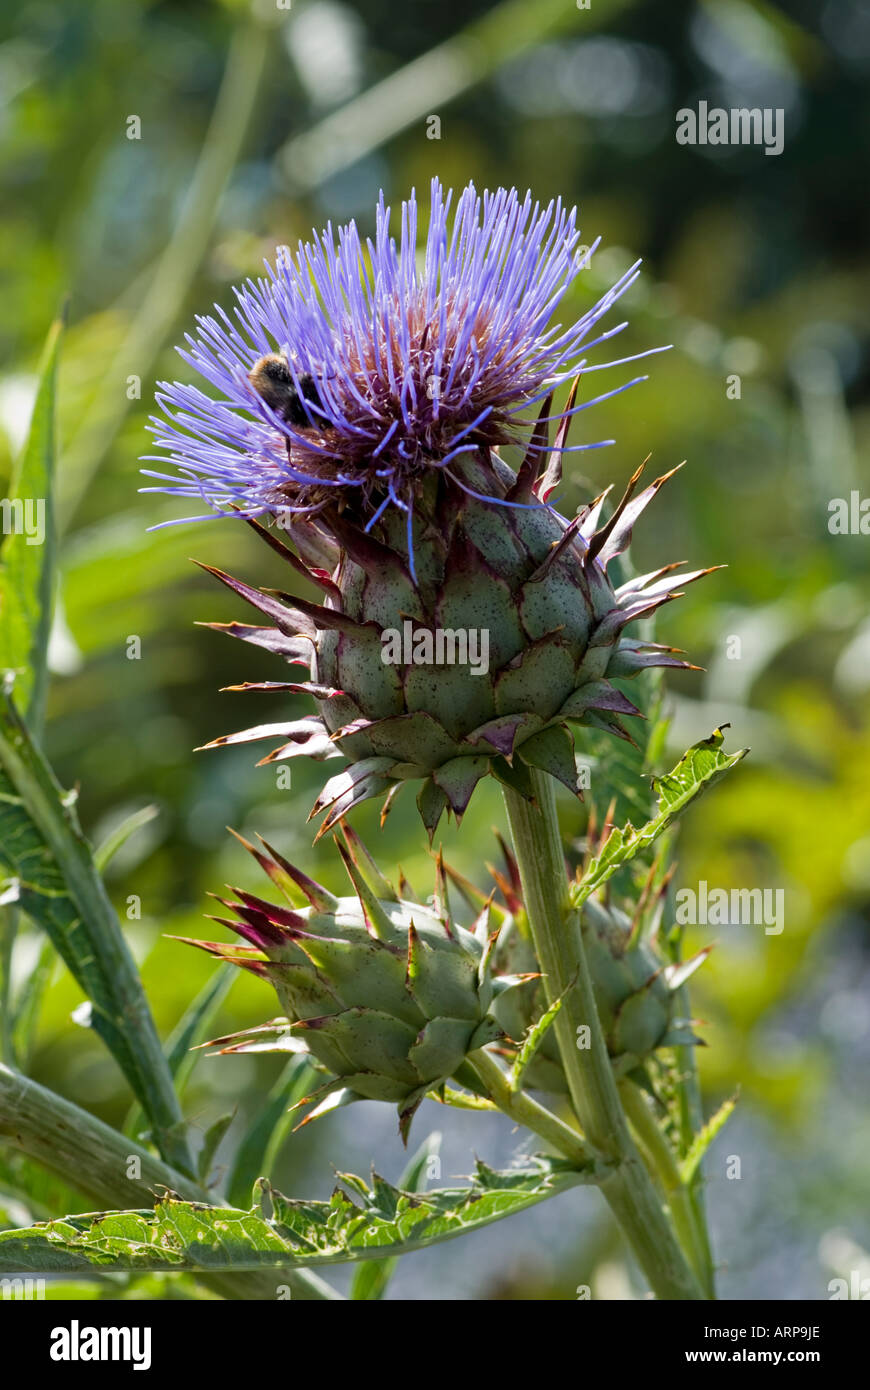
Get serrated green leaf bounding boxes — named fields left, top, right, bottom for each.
left=0, top=1156, right=591, bottom=1275
left=680, top=1092, right=739, bottom=1187
left=0, top=689, right=192, bottom=1175
left=510, top=989, right=567, bottom=1093
left=350, top=1131, right=441, bottom=1300
left=573, top=727, right=748, bottom=908
left=0, top=311, right=63, bottom=727
left=93, top=804, right=160, bottom=873
left=226, top=1055, right=317, bottom=1211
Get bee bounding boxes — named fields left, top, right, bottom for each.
left=248, top=353, right=322, bottom=428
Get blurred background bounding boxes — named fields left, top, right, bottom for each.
left=1, top=0, right=868, bottom=1299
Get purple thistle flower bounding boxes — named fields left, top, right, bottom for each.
left=142, top=179, right=664, bottom=538
left=154, top=180, right=715, bottom=841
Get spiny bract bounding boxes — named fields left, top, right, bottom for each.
left=448, top=833, right=708, bottom=1095
left=200, top=445, right=711, bottom=838
left=183, top=827, right=520, bottom=1139
left=493, top=897, right=702, bottom=1093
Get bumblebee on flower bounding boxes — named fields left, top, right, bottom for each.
left=144, top=178, right=663, bottom=545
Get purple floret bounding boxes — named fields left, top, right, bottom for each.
left=142, top=178, right=664, bottom=530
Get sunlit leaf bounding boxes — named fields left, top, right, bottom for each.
left=0, top=1156, right=591, bottom=1274
left=680, top=1093, right=739, bottom=1187
left=350, top=1131, right=441, bottom=1300
left=572, top=727, right=748, bottom=908
left=510, top=990, right=566, bottom=1093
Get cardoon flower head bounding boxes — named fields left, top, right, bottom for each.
left=143, top=178, right=662, bottom=549
left=146, top=180, right=713, bottom=837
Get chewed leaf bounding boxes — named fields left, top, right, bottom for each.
left=350, top=1131, right=441, bottom=1300
left=572, top=727, right=748, bottom=908
left=0, top=1156, right=593, bottom=1275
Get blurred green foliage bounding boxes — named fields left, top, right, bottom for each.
left=1, top=0, right=868, bottom=1298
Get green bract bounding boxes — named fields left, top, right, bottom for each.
left=445, top=835, right=708, bottom=1097
left=183, top=828, right=514, bottom=1139
left=493, top=896, right=702, bottom=1094
left=200, top=436, right=711, bottom=838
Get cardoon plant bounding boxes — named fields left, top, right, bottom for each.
left=133, top=180, right=743, bottom=1300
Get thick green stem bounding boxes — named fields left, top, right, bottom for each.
left=0, top=1063, right=340, bottom=1301
left=502, top=770, right=706, bottom=1300
left=618, top=1078, right=708, bottom=1292
left=468, top=1049, right=595, bottom=1170
left=673, top=981, right=717, bottom=1297
left=502, top=775, right=621, bottom=1147
left=658, top=829, right=717, bottom=1297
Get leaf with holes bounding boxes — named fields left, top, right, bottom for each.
left=0, top=1156, right=594, bottom=1274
